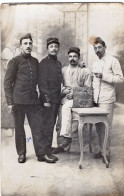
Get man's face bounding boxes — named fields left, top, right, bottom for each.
left=94, top=43, right=106, bottom=59
left=69, top=52, right=80, bottom=66
left=20, top=38, right=32, bottom=55
left=47, top=43, right=59, bottom=56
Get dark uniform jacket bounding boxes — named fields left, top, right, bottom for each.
left=4, top=53, right=39, bottom=105
left=38, top=54, right=62, bottom=104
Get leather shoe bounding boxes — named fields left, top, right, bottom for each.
left=18, top=154, right=26, bottom=163
left=37, top=155, right=56, bottom=163
left=51, top=147, right=65, bottom=154
left=62, top=137, right=72, bottom=148
left=93, top=151, right=103, bottom=159
left=47, top=153, right=59, bottom=161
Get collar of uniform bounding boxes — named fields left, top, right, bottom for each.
left=21, top=52, right=31, bottom=59
left=97, top=52, right=107, bottom=62
left=101, top=52, right=107, bottom=61
left=48, top=54, right=57, bottom=61
left=68, top=63, right=78, bottom=69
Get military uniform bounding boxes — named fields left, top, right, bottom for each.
left=4, top=53, right=46, bottom=157
left=38, top=54, right=62, bottom=154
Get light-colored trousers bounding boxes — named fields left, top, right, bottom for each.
left=56, top=100, right=89, bottom=148
left=59, top=100, right=77, bottom=138
left=96, top=103, right=114, bottom=155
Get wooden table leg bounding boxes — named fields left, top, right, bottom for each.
left=103, top=121, right=109, bottom=168
left=89, top=124, right=93, bottom=153
left=78, top=121, right=84, bottom=169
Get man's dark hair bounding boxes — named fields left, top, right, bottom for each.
left=94, top=37, right=106, bottom=47
left=20, top=33, right=33, bottom=45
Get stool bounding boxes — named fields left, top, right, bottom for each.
left=72, top=107, right=109, bottom=169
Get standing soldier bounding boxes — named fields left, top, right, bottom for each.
left=4, top=33, right=56, bottom=164
left=38, top=37, right=62, bottom=162
left=90, top=37, right=124, bottom=162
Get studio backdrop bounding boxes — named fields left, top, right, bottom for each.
left=1, top=3, right=124, bottom=128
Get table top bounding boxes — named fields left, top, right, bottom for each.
left=72, top=107, right=109, bottom=116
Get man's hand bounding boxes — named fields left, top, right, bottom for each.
left=94, top=73, right=102, bottom=79
left=8, top=105, right=13, bottom=113
left=62, top=87, right=71, bottom=95
left=44, top=102, right=51, bottom=107
left=79, top=61, right=86, bottom=68
left=66, top=92, right=73, bottom=100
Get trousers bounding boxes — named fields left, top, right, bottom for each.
left=56, top=100, right=89, bottom=147
left=59, top=100, right=77, bottom=138
left=95, top=103, right=114, bottom=155
left=42, top=103, right=60, bottom=153
left=57, top=99, right=80, bottom=137
left=13, top=104, right=47, bottom=157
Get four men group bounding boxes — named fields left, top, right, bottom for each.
left=4, top=33, right=124, bottom=164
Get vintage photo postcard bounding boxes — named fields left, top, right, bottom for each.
left=1, top=2, right=124, bottom=196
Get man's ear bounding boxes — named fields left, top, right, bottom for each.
left=20, top=44, right=22, bottom=50
left=58, top=45, right=60, bottom=51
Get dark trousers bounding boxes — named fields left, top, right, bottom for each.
left=42, top=103, right=59, bottom=154
left=13, top=104, right=47, bottom=157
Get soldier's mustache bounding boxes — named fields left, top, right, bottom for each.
left=96, top=52, right=101, bottom=55
left=70, top=60, right=76, bottom=63
left=52, top=50, right=57, bottom=52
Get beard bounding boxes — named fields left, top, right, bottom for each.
left=70, top=60, right=78, bottom=66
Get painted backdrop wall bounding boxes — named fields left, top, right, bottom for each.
left=1, top=3, right=124, bottom=128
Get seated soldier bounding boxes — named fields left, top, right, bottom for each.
left=52, top=47, right=92, bottom=154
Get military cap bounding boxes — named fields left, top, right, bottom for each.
left=94, top=37, right=106, bottom=47
left=88, top=36, right=106, bottom=47
left=68, top=47, right=80, bottom=56
left=20, top=33, right=32, bottom=44
left=47, top=37, right=60, bottom=47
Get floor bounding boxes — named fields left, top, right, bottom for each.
left=1, top=103, right=124, bottom=196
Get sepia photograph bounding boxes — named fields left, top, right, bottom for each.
left=1, top=2, right=124, bottom=196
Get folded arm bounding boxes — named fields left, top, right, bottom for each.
left=102, top=58, right=124, bottom=84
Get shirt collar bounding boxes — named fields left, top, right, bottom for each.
left=101, top=52, right=107, bottom=61
left=68, top=63, right=79, bottom=69
left=97, top=52, right=107, bottom=62
left=48, top=54, right=57, bottom=60
left=21, top=52, right=31, bottom=59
